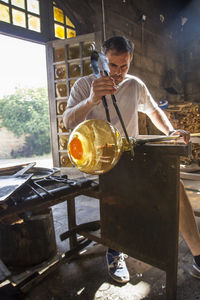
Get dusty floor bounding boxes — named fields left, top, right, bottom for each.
left=0, top=174, right=200, bottom=300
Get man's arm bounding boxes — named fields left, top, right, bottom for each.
left=63, top=76, right=116, bottom=129
left=148, top=108, right=174, bottom=135
left=149, top=108, right=190, bottom=144
left=63, top=97, right=98, bottom=129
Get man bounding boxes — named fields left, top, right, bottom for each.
left=63, top=36, right=200, bottom=283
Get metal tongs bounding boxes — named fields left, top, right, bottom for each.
left=91, top=51, right=134, bottom=155
left=90, top=51, right=200, bottom=149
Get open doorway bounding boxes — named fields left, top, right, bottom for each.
left=0, top=34, right=53, bottom=168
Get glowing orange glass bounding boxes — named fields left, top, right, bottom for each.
left=68, top=137, right=83, bottom=160
left=67, top=119, right=123, bottom=175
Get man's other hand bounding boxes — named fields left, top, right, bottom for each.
left=169, top=129, right=190, bottom=144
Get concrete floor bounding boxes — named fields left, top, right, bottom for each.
left=25, top=178, right=200, bottom=300
left=1, top=177, right=200, bottom=300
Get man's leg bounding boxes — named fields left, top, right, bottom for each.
left=179, top=180, right=200, bottom=278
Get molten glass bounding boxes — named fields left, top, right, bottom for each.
left=67, top=119, right=123, bottom=174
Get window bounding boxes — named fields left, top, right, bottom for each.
left=0, top=0, right=41, bottom=32
left=53, top=2, right=76, bottom=40
left=0, top=0, right=77, bottom=43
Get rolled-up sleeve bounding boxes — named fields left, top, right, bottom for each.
left=138, top=82, right=158, bottom=115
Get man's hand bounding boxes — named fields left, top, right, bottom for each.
left=169, top=129, right=190, bottom=144
left=89, top=76, right=117, bottom=105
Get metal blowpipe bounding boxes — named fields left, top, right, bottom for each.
left=136, top=133, right=200, bottom=145
left=91, top=51, right=134, bottom=156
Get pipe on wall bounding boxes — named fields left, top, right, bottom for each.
left=101, top=0, right=106, bottom=41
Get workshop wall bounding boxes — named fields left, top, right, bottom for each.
left=103, top=0, right=182, bottom=104
left=58, top=0, right=200, bottom=138
left=60, top=0, right=190, bottom=104
left=176, top=0, right=200, bottom=103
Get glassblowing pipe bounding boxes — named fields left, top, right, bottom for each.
left=91, top=51, right=133, bottom=155
left=67, top=119, right=200, bottom=175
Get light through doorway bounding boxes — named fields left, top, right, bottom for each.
left=0, top=34, right=53, bottom=168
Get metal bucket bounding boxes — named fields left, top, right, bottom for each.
left=0, top=208, right=57, bottom=268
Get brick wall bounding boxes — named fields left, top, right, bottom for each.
left=61, top=0, right=200, bottom=105
left=60, top=0, right=186, bottom=104
left=176, top=0, right=200, bottom=103
left=103, top=0, right=181, bottom=104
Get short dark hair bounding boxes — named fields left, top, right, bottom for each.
left=102, top=36, right=134, bottom=57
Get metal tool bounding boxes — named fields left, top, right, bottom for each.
left=91, top=51, right=134, bottom=155
left=0, top=162, right=36, bottom=202
left=135, top=132, right=200, bottom=145
left=91, top=51, right=111, bottom=122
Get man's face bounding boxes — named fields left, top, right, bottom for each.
left=106, top=50, right=132, bottom=85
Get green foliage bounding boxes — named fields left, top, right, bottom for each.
left=0, top=87, right=51, bottom=157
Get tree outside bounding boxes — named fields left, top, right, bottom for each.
left=0, top=87, right=51, bottom=158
